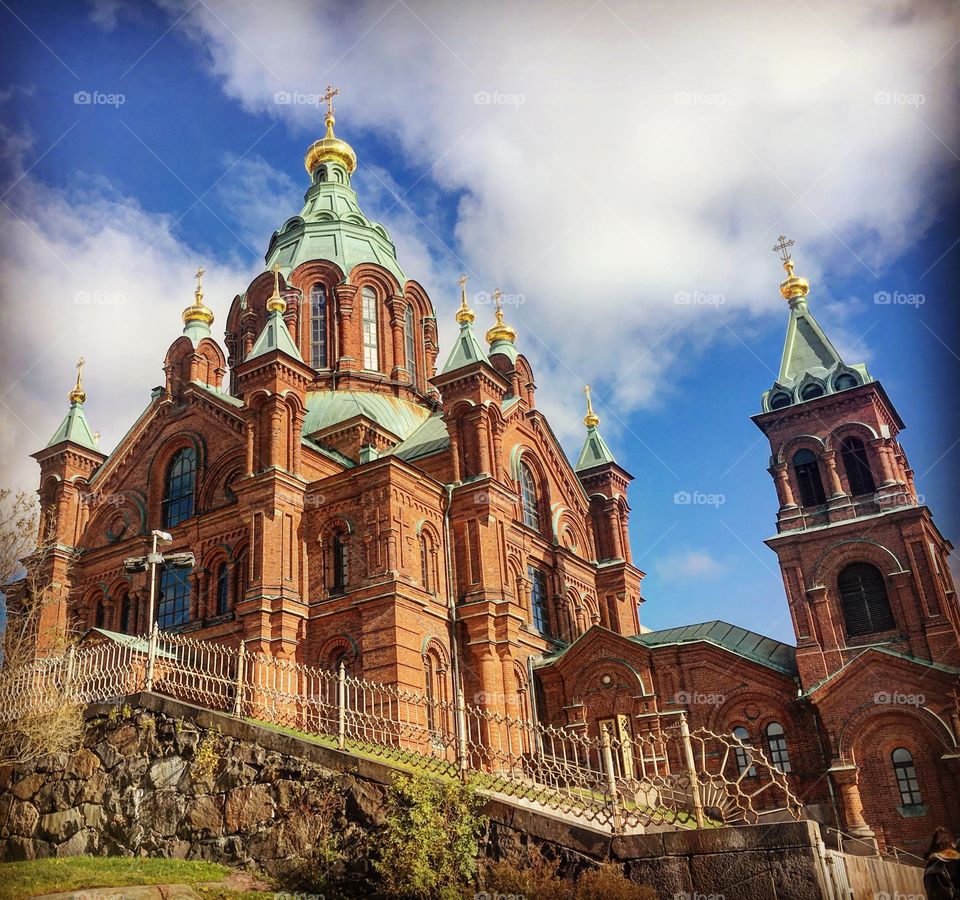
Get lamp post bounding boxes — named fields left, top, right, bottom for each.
left=123, top=530, right=195, bottom=691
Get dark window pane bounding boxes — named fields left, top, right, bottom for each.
left=157, top=566, right=191, bottom=630
left=311, top=284, right=327, bottom=368
left=529, top=566, right=550, bottom=636
left=163, top=448, right=196, bottom=528
left=792, top=449, right=826, bottom=506
left=838, top=562, right=896, bottom=636
left=520, top=463, right=541, bottom=531
left=841, top=437, right=876, bottom=496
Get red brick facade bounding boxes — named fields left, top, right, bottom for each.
left=28, top=142, right=959, bottom=857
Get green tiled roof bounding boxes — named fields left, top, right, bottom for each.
left=575, top=425, right=616, bottom=472
left=303, top=390, right=431, bottom=441
left=441, top=321, right=490, bottom=374
left=802, top=645, right=960, bottom=696
left=248, top=310, right=304, bottom=362
left=389, top=414, right=450, bottom=461
left=633, top=620, right=798, bottom=675
left=46, top=402, right=99, bottom=451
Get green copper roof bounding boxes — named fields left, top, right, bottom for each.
left=575, top=425, right=616, bottom=472
left=264, top=175, right=404, bottom=283
left=761, top=296, right=873, bottom=412
left=389, top=413, right=450, bottom=461
left=182, top=319, right=212, bottom=347
left=488, top=337, right=518, bottom=364
left=633, top=620, right=798, bottom=676
left=441, top=321, right=490, bottom=374
left=46, top=402, right=99, bottom=451
left=247, top=310, right=305, bottom=363
left=303, top=390, right=431, bottom=442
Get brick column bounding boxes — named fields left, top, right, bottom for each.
left=830, top=764, right=877, bottom=855
left=822, top=450, right=845, bottom=498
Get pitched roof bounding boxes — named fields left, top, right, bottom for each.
left=802, top=645, right=960, bottom=697
left=46, top=402, right=99, bottom=451
left=247, top=310, right=304, bottom=362
left=303, top=390, right=431, bottom=441
left=575, top=425, right=616, bottom=472
left=632, top=620, right=798, bottom=675
left=440, top=321, right=490, bottom=374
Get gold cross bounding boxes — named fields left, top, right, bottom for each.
left=584, top=383, right=593, bottom=411
left=76, top=356, right=85, bottom=377
left=772, top=235, right=795, bottom=262
left=457, top=273, right=468, bottom=290
left=492, top=288, right=503, bottom=311
left=195, top=266, right=205, bottom=289
left=320, top=84, right=340, bottom=117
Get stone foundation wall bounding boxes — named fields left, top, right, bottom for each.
left=0, top=692, right=839, bottom=898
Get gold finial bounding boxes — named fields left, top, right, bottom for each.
left=485, top=287, right=517, bottom=344
left=455, top=273, right=475, bottom=325
left=583, top=384, right=600, bottom=428
left=304, top=84, right=357, bottom=175
left=93, top=431, right=102, bottom=444
left=69, top=357, right=87, bottom=405
left=182, top=264, right=215, bottom=326
left=772, top=235, right=809, bottom=301
left=267, top=262, right=286, bottom=313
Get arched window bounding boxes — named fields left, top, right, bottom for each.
left=316, top=165, right=327, bottom=183
left=404, top=304, right=417, bottom=382
left=528, top=566, right=549, bottom=636
left=838, top=562, right=896, bottom=636
left=119, top=593, right=132, bottom=633
left=157, top=566, right=191, bottom=630
left=800, top=382, right=824, bottom=401
left=215, top=562, right=230, bottom=616
left=834, top=372, right=859, bottom=391
left=841, top=437, right=876, bottom=496
left=519, top=462, right=541, bottom=531
left=891, top=748, right=922, bottom=806
left=310, top=283, right=327, bottom=368
left=732, top=726, right=756, bottom=776
left=792, top=449, right=826, bottom=507
left=331, top=531, right=349, bottom=592
left=95, top=600, right=106, bottom=629
left=163, top=447, right=196, bottom=528
left=765, top=722, right=792, bottom=773
left=769, top=392, right=791, bottom=410
left=361, top=286, right=379, bottom=370
left=419, top=532, right=430, bottom=591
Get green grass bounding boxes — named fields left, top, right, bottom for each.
left=0, top=857, right=236, bottom=899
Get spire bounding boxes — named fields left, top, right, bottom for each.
left=47, top=358, right=99, bottom=451
left=441, top=274, right=489, bottom=373
left=762, top=238, right=871, bottom=412
left=485, top=288, right=518, bottom=344
left=247, top=264, right=304, bottom=362
left=303, top=85, right=358, bottom=177
left=575, top=385, right=616, bottom=472
left=181, top=266, right=215, bottom=344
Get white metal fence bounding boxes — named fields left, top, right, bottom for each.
left=0, top=631, right=803, bottom=833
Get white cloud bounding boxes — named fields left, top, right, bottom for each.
left=145, top=0, right=957, bottom=447
left=655, top=549, right=726, bottom=582
left=0, top=126, right=253, bottom=495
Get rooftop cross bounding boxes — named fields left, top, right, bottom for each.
left=772, top=235, right=795, bottom=262
left=70, top=356, right=87, bottom=404
left=267, top=262, right=285, bottom=313
left=455, top=273, right=475, bottom=325
left=583, top=384, right=600, bottom=428
left=320, top=84, right=340, bottom=118
left=194, top=266, right=205, bottom=302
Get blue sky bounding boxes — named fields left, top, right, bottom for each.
left=1, top=0, right=957, bottom=644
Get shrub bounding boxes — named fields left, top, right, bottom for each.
left=373, top=773, right=485, bottom=899
left=574, top=863, right=656, bottom=899
left=481, top=845, right=568, bottom=899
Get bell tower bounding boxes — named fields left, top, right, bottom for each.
left=752, top=239, right=960, bottom=689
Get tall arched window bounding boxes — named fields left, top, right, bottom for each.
left=361, top=286, right=379, bottom=370
left=765, top=722, right=792, bottom=773
left=891, top=748, right=923, bottom=806
left=215, top=562, right=230, bottom=616
left=519, top=462, right=541, bottom=531
left=310, top=283, right=327, bottom=368
left=163, top=447, right=196, bottom=527
left=841, top=437, right=876, bottom=496
left=792, top=449, right=826, bottom=507
left=528, top=566, right=549, bottom=636
left=119, top=593, right=132, bottom=633
left=838, top=562, right=896, bottom=635
left=330, top=531, right=349, bottom=592
left=732, top=726, right=756, bottom=776
left=404, top=304, right=417, bottom=382
left=95, top=600, right=106, bottom=629
left=419, top=532, right=430, bottom=591
left=157, top=566, right=191, bottom=630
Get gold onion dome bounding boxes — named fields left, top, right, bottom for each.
left=455, top=274, right=475, bottom=325
left=304, top=115, right=357, bottom=175
left=773, top=235, right=809, bottom=301
left=583, top=384, right=600, bottom=428
left=69, top=357, right=87, bottom=405
left=267, top=263, right=286, bottom=313
left=183, top=266, right=214, bottom=326
left=485, top=289, right=517, bottom=344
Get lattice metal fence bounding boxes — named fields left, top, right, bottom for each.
left=0, top=631, right=803, bottom=833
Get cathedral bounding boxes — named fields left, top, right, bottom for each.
left=29, top=97, right=960, bottom=857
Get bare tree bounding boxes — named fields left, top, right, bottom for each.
left=0, top=488, right=84, bottom=764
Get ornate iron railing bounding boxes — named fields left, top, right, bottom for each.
left=0, top=631, right=803, bottom=833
